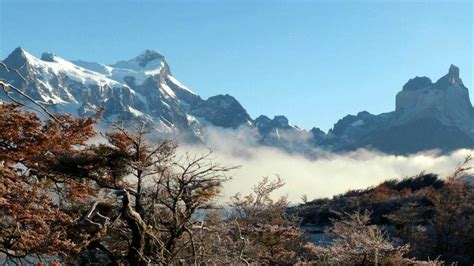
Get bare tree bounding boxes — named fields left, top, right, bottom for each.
left=70, top=123, right=237, bottom=265
left=0, top=61, right=62, bottom=122
left=316, top=211, right=412, bottom=265
left=229, top=176, right=317, bottom=264
left=424, top=155, right=474, bottom=263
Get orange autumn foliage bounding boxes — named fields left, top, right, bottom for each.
left=0, top=104, right=97, bottom=258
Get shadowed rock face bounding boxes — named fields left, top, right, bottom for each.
left=191, top=94, right=252, bottom=129
left=255, top=115, right=293, bottom=134
left=135, top=49, right=165, bottom=68
left=435, top=64, right=464, bottom=88
left=395, top=64, right=473, bottom=131
left=359, top=118, right=474, bottom=154
left=402, top=76, right=432, bottom=91
left=322, top=65, right=474, bottom=154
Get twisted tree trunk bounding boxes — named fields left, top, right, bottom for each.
left=121, top=190, right=148, bottom=266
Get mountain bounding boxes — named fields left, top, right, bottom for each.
left=0, top=47, right=314, bottom=148
left=254, top=115, right=324, bottom=153
left=321, top=65, right=474, bottom=154
left=191, top=94, right=253, bottom=129
left=0, top=48, right=250, bottom=141
left=1, top=47, right=473, bottom=155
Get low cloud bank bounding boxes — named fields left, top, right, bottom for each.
left=89, top=125, right=473, bottom=204
left=180, top=127, right=474, bottom=203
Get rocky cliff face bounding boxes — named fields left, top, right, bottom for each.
left=321, top=65, right=474, bottom=153
left=191, top=94, right=253, bottom=129
left=254, top=115, right=323, bottom=154
left=394, top=65, right=473, bottom=131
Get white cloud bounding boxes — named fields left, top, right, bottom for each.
left=89, top=125, right=473, bottom=204
left=179, top=127, right=473, bottom=204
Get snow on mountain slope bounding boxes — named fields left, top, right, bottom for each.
left=0, top=47, right=195, bottom=136
left=38, top=52, right=123, bottom=89
left=75, top=50, right=165, bottom=86
left=73, top=50, right=203, bottom=117
left=74, top=50, right=196, bottom=97
left=0, top=47, right=262, bottom=143
left=1, top=48, right=125, bottom=106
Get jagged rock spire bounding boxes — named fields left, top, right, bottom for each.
left=447, top=64, right=462, bottom=86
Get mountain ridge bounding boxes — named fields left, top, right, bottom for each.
left=1, top=47, right=473, bottom=155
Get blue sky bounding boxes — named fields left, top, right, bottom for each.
left=1, top=0, right=472, bottom=131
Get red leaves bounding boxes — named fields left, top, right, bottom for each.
left=0, top=104, right=97, bottom=258
left=1, top=173, right=77, bottom=255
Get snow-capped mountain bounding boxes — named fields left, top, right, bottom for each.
left=1, top=47, right=245, bottom=141
left=1, top=47, right=306, bottom=146
left=1, top=47, right=473, bottom=155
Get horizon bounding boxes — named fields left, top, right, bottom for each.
left=1, top=0, right=472, bottom=131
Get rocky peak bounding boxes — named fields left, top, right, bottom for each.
left=255, top=115, right=272, bottom=125
left=40, top=52, right=58, bottom=62
left=434, top=64, right=464, bottom=89
left=395, top=64, right=472, bottom=130
left=402, top=76, right=432, bottom=91
left=331, top=111, right=375, bottom=136
left=8, top=47, right=28, bottom=57
left=3, top=47, right=30, bottom=69
left=310, top=127, right=326, bottom=139
left=207, top=94, right=240, bottom=108
left=111, top=49, right=166, bottom=72
left=256, top=115, right=291, bottom=129
left=255, top=115, right=296, bottom=136
left=356, top=111, right=373, bottom=119
left=273, top=115, right=290, bottom=127
left=135, top=49, right=165, bottom=68
left=191, top=94, right=252, bottom=129
left=447, top=64, right=461, bottom=85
